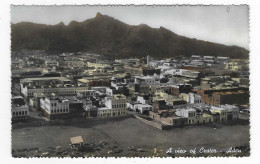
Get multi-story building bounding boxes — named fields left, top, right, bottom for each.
left=12, top=105, right=30, bottom=121
left=225, top=62, right=242, bottom=71
left=187, top=93, right=203, bottom=104
left=197, top=88, right=249, bottom=106
left=97, top=94, right=128, bottom=117
left=134, top=76, right=157, bottom=86
left=12, top=96, right=29, bottom=121
left=210, top=106, right=228, bottom=122
left=176, top=108, right=213, bottom=125
left=45, top=60, right=59, bottom=67
left=211, top=104, right=239, bottom=121
left=20, top=77, right=88, bottom=99
left=170, top=84, right=192, bottom=96
left=40, top=96, right=70, bottom=119
left=39, top=96, right=89, bottom=120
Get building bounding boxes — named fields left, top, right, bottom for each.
left=124, top=65, right=143, bottom=75
left=12, top=96, right=29, bottom=121
left=147, top=55, right=151, bottom=66
left=70, top=136, right=84, bottom=149
left=153, top=91, right=186, bottom=105
left=197, top=88, right=249, bottom=106
left=45, top=60, right=59, bottom=67
left=176, top=108, right=213, bottom=125
left=135, top=83, right=150, bottom=94
left=12, top=105, right=29, bottom=121
left=170, top=84, right=192, bottom=96
left=152, top=100, right=172, bottom=111
left=211, top=104, right=239, bottom=121
left=149, top=110, right=186, bottom=126
left=137, top=95, right=152, bottom=105
left=210, top=106, right=228, bottom=122
left=20, top=77, right=88, bottom=99
left=127, top=103, right=153, bottom=114
left=39, top=96, right=88, bottom=120
left=187, top=93, right=203, bottom=104
left=84, top=105, right=98, bottom=117
left=97, top=94, right=128, bottom=118
left=135, top=76, right=157, bottom=86
left=40, top=96, right=70, bottom=119
left=225, top=62, right=242, bottom=71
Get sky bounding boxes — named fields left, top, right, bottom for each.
left=11, top=5, right=249, bottom=49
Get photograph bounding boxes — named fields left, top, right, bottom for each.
left=10, top=5, right=250, bottom=158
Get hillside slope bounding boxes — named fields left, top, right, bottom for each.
left=11, top=12, right=249, bottom=59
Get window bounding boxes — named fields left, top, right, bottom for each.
left=22, top=111, right=24, bottom=115
left=12, top=112, right=15, bottom=116
left=19, top=111, right=21, bottom=116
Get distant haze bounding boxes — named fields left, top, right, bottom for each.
left=11, top=5, right=249, bottom=49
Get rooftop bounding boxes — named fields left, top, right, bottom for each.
left=70, top=136, right=83, bottom=145
left=21, top=77, right=71, bottom=83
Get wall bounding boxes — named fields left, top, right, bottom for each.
left=134, top=115, right=163, bottom=130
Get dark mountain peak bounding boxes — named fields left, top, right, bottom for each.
left=56, top=22, right=65, bottom=26
left=159, top=26, right=176, bottom=34
left=95, top=12, right=103, bottom=17
left=11, top=14, right=249, bottom=59
left=138, top=24, right=149, bottom=28
left=68, top=20, right=80, bottom=27
left=95, top=12, right=115, bottom=20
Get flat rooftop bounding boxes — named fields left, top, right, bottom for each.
left=21, top=77, right=71, bottom=83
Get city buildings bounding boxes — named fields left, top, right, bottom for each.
left=11, top=51, right=249, bottom=126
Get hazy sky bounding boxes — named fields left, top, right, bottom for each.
left=11, top=5, right=249, bottom=49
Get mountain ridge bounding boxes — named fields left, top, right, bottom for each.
left=11, top=13, right=249, bottom=59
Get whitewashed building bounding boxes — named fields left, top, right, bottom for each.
left=98, top=94, right=128, bottom=117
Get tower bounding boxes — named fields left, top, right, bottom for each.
left=147, top=55, right=151, bottom=67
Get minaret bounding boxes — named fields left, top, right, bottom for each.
left=147, top=55, right=151, bottom=67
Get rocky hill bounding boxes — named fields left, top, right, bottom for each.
left=11, top=12, right=249, bottom=59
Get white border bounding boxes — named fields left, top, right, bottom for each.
left=1, top=0, right=260, bottom=164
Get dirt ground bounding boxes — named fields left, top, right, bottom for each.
left=12, top=117, right=250, bottom=157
